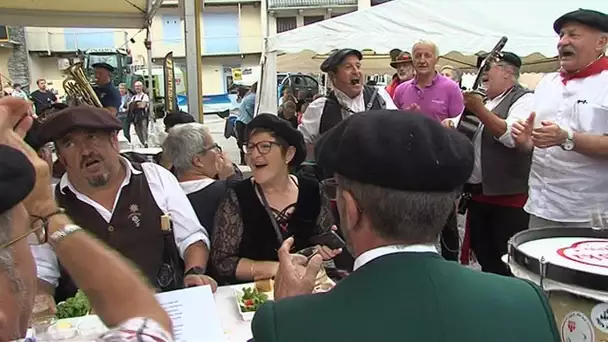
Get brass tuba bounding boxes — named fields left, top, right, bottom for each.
left=62, top=62, right=103, bottom=107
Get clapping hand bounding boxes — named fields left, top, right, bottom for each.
left=531, top=120, right=568, bottom=149
left=405, top=103, right=421, bottom=112
left=511, top=112, right=535, bottom=150
left=274, top=237, right=323, bottom=301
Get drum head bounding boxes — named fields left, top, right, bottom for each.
left=508, top=227, right=608, bottom=291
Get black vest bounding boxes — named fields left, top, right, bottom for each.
left=54, top=163, right=165, bottom=302
left=480, top=85, right=534, bottom=196
left=230, top=177, right=321, bottom=283
left=319, top=85, right=386, bottom=134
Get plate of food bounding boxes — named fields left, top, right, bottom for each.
left=233, top=280, right=274, bottom=321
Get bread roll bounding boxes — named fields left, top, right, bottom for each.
left=255, top=279, right=273, bottom=293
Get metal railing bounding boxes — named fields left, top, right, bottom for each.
left=25, top=29, right=129, bottom=52
left=150, top=34, right=263, bottom=58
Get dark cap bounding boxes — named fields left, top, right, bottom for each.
left=476, top=51, right=522, bottom=69
left=0, top=145, right=35, bottom=214
left=315, top=110, right=474, bottom=192
left=390, top=51, right=413, bottom=68
left=553, top=9, right=608, bottom=34
left=164, top=110, right=195, bottom=130
left=92, top=62, right=115, bottom=72
left=320, top=49, right=363, bottom=73
left=39, top=105, right=123, bottom=143
left=246, top=113, right=306, bottom=167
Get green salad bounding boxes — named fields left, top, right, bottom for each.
left=239, top=287, right=269, bottom=313
left=56, top=290, right=91, bottom=319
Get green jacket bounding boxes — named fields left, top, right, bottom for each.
left=252, top=252, right=560, bottom=342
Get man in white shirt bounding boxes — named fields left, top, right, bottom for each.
left=512, top=9, right=608, bottom=228
left=458, top=52, right=534, bottom=275
left=33, top=106, right=216, bottom=308
left=128, top=81, right=151, bottom=147
left=252, top=110, right=560, bottom=342
left=299, top=48, right=396, bottom=161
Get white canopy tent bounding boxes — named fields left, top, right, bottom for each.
left=257, top=0, right=608, bottom=114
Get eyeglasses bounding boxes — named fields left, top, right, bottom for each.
left=0, top=213, right=52, bottom=249
left=201, top=143, right=222, bottom=155
left=321, top=178, right=339, bottom=201
left=245, top=141, right=282, bottom=155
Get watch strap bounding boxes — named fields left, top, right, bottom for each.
left=49, top=224, right=83, bottom=248
left=185, top=266, right=206, bottom=276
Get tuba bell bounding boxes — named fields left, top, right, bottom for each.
left=62, top=62, right=103, bottom=107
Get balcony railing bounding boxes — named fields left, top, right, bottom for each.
left=150, top=34, right=263, bottom=58
left=26, top=29, right=128, bottom=53
left=268, top=0, right=357, bottom=9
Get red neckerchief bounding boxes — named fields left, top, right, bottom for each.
left=560, top=55, right=608, bottom=85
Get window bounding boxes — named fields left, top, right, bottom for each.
left=304, top=16, right=324, bottom=26
left=64, top=28, right=114, bottom=50
left=0, top=26, right=8, bottom=41
left=276, top=17, right=297, bottom=33
left=203, top=12, right=240, bottom=54
left=161, top=15, right=182, bottom=44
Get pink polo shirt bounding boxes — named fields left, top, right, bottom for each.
left=393, top=73, right=464, bottom=122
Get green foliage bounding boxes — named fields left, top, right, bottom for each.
left=239, top=287, right=269, bottom=313
left=56, top=290, right=91, bottom=319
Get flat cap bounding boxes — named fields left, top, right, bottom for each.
left=320, top=49, right=363, bottom=73
left=164, top=110, right=195, bottom=130
left=246, top=113, right=306, bottom=167
left=0, top=145, right=35, bottom=214
left=315, top=110, right=474, bottom=192
left=554, top=9, right=608, bottom=34
left=92, top=62, right=115, bottom=72
left=39, top=105, right=123, bottom=143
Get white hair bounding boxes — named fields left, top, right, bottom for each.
left=412, top=40, right=440, bottom=57
left=162, top=123, right=212, bottom=175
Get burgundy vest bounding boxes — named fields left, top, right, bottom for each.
left=54, top=163, right=165, bottom=302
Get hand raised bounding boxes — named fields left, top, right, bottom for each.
left=274, top=237, right=322, bottom=301
left=511, top=112, right=535, bottom=150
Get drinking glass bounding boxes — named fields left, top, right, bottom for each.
left=589, top=208, right=608, bottom=231
left=30, top=295, right=57, bottom=336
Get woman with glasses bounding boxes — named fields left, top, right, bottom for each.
left=211, top=114, right=341, bottom=285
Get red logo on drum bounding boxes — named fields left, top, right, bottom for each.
left=568, top=320, right=576, bottom=332
left=556, top=240, right=608, bottom=269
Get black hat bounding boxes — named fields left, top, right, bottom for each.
left=315, top=110, right=474, bottom=192
left=476, top=51, right=522, bottom=69
left=39, top=105, right=123, bottom=143
left=0, top=145, right=35, bottom=214
left=553, top=9, right=608, bottom=34
left=320, top=49, right=363, bottom=73
left=164, top=110, right=195, bottom=130
left=390, top=51, right=413, bottom=68
left=246, top=113, right=306, bottom=167
left=92, top=62, right=115, bottom=72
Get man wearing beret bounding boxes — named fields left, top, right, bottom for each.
left=299, top=48, right=396, bottom=160
left=251, top=110, right=560, bottom=342
left=512, top=9, right=608, bottom=229
left=385, top=49, right=414, bottom=98
left=92, top=62, right=121, bottom=116
left=31, top=105, right=217, bottom=307
left=457, top=52, right=534, bottom=274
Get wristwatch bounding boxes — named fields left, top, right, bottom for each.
left=49, top=224, right=83, bottom=248
left=185, top=266, right=206, bottom=276
left=561, top=129, right=575, bottom=151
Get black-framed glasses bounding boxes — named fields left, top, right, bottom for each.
left=1, top=215, right=49, bottom=249
left=201, top=143, right=222, bottom=155
left=321, top=178, right=339, bottom=201
left=245, top=141, right=282, bottom=155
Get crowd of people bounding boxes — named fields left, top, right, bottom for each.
left=0, top=6, right=606, bottom=342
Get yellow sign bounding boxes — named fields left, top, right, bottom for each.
left=232, top=68, right=242, bottom=81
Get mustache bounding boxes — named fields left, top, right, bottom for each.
left=558, top=46, right=576, bottom=57
left=80, top=154, right=104, bottom=168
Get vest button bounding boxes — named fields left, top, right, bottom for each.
left=108, top=225, right=115, bottom=232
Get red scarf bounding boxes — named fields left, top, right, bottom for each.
left=560, top=55, right=608, bottom=85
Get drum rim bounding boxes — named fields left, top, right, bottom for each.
left=508, top=227, right=608, bottom=292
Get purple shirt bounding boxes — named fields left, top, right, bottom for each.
left=393, top=73, right=464, bottom=122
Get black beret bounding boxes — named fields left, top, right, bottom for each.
left=500, top=52, right=522, bottom=69
left=554, top=9, right=608, bottom=34
left=320, top=49, right=363, bottom=73
left=315, top=110, right=474, bottom=192
left=39, top=105, right=123, bottom=143
left=0, top=145, right=35, bottom=214
left=164, top=111, right=195, bottom=129
left=92, top=62, right=115, bottom=72
left=246, top=113, right=306, bottom=167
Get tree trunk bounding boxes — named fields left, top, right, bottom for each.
left=7, top=26, right=31, bottom=93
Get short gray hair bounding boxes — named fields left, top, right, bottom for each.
left=337, top=175, right=456, bottom=244
left=412, top=40, right=439, bottom=57
left=162, top=123, right=211, bottom=175
left=497, top=61, right=520, bottom=82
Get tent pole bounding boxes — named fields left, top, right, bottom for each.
left=184, top=0, right=204, bottom=123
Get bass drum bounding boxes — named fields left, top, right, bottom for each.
left=506, top=227, right=608, bottom=342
